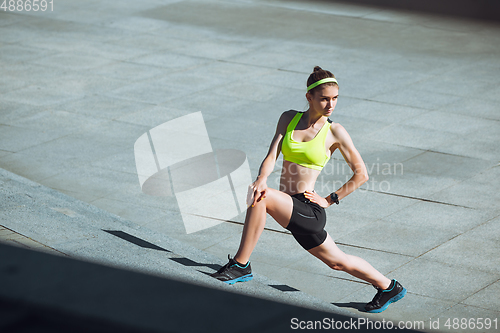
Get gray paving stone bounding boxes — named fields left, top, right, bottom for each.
left=483, top=84, right=500, bottom=102
left=204, top=115, right=277, bottom=148
left=100, top=15, right=173, bottom=33
left=435, top=135, right=500, bottom=161
left=0, top=11, right=24, bottom=26
left=0, top=44, right=56, bottom=64
left=152, top=69, right=233, bottom=95
left=333, top=114, right=392, bottom=138
left=370, top=85, right=462, bottom=111
left=0, top=150, right=12, bottom=159
left=390, top=258, right=499, bottom=303
left=39, top=166, right=133, bottom=198
left=171, top=39, right=261, bottom=60
left=46, top=72, right=128, bottom=95
left=331, top=189, right=417, bottom=220
left=31, top=53, right=114, bottom=71
left=104, top=81, right=188, bottom=105
left=340, top=67, right=432, bottom=100
left=0, top=152, right=86, bottom=183
left=23, top=34, right=88, bottom=53
left=0, top=100, right=44, bottom=125
left=324, top=210, right=379, bottom=240
left=368, top=123, right=462, bottom=151
left=90, top=196, right=175, bottom=228
left=462, top=280, right=500, bottom=313
left=107, top=32, right=185, bottom=53
left=56, top=188, right=104, bottom=204
left=385, top=201, right=497, bottom=234
left=75, top=120, right=150, bottom=148
left=352, top=139, right=424, bottom=168
left=337, top=218, right=460, bottom=257
left=1, top=84, right=84, bottom=107
left=63, top=95, right=152, bottom=120
left=429, top=166, right=500, bottom=209
left=70, top=40, right=151, bottom=62
left=227, top=48, right=305, bottom=69
left=420, top=215, right=500, bottom=274
left=0, top=124, right=66, bottom=152
left=401, top=151, right=496, bottom=180
left=0, top=25, right=40, bottom=44
left=401, top=110, right=497, bottom=136
left=0, top=73, right=29, bottom=94
left=419, top=73, right=492, bottom=98
left=337, top=100, right=429, bottom=124
left=130, top=51, right=213, bottom=70
left=16, top=133, right=125, bottom=167
left=91, top=61, right=170, bottom=82
left=8, top=110, right=107, bottom=135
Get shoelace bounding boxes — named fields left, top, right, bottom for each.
left=216, top=255, right=235, bottom=274
left=368, top=287, right=384, bottom=305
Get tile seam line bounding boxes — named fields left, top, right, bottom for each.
left=362, top=188, right=474, bottom=209
left=185, top=212, right=413, bottom=256
left=385, top=213, right=500, bottom=277
left=454, top=277, right=500, bottom=311
left=216, top=0, right=421, bottom=29
left=0, top=224, right=68, bottom=256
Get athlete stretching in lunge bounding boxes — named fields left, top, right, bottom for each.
left=211, top=66, right=406, bottom=313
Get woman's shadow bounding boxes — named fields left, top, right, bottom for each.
left=332, top=302, right=368, bottom=312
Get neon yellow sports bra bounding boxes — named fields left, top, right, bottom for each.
left=281, top=112, right=332, bottom=171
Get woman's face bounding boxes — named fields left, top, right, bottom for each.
left=307, top=85, right=339, bottom=117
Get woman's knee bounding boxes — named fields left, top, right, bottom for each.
left=327, top=261, right=348, bottom=271
left=326, top=256, right=353, bottom=272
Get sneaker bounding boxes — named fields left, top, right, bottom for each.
left=365, top=279, right=406, bottom=313
left=210, top=255, right=253, bottom=285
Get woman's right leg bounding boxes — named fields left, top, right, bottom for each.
left=234, top=188, right=293, bottom=264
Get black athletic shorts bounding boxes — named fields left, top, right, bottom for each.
left=285, top=193, right=328, bottom=250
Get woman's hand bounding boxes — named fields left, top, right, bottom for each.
left=304, top=190, right=330, bottom=208
left=248, top=176, right=268, bottom=207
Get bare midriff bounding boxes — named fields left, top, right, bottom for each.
left=279, top=160, right=321, bottom=195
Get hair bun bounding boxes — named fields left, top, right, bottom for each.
left=313, top=66, right=323, bottom=72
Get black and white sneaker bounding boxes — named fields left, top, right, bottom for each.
left=365, top=279, right=406, bottom=313
left=210, top=255, right=253, bottom=285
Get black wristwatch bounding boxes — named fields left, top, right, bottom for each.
left=330, top=192, right=339, bottom=205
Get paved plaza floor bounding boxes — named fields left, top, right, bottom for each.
left=1, top=0, right=499, bottom=331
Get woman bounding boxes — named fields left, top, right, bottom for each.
left=211, top=66, right=406, bottom=313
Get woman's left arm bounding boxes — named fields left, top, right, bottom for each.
left=329, top=123, right=369, bottom=203
left=304, top=123, right=368, bottom=207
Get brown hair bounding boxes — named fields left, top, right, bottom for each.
left=306, top=66, right=338, bottom=94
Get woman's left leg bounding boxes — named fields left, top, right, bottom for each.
left=308, top=234, right=391, bottom=290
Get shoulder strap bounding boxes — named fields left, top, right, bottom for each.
left=286, top=111, right=303, bottom=132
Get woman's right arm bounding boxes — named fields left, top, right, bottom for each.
left=251, top=111, right=292, bottom=206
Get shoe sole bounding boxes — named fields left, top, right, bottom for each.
left=366, top=287, right=407, bottom=313
left=223, top=274, right=253, bottom=285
